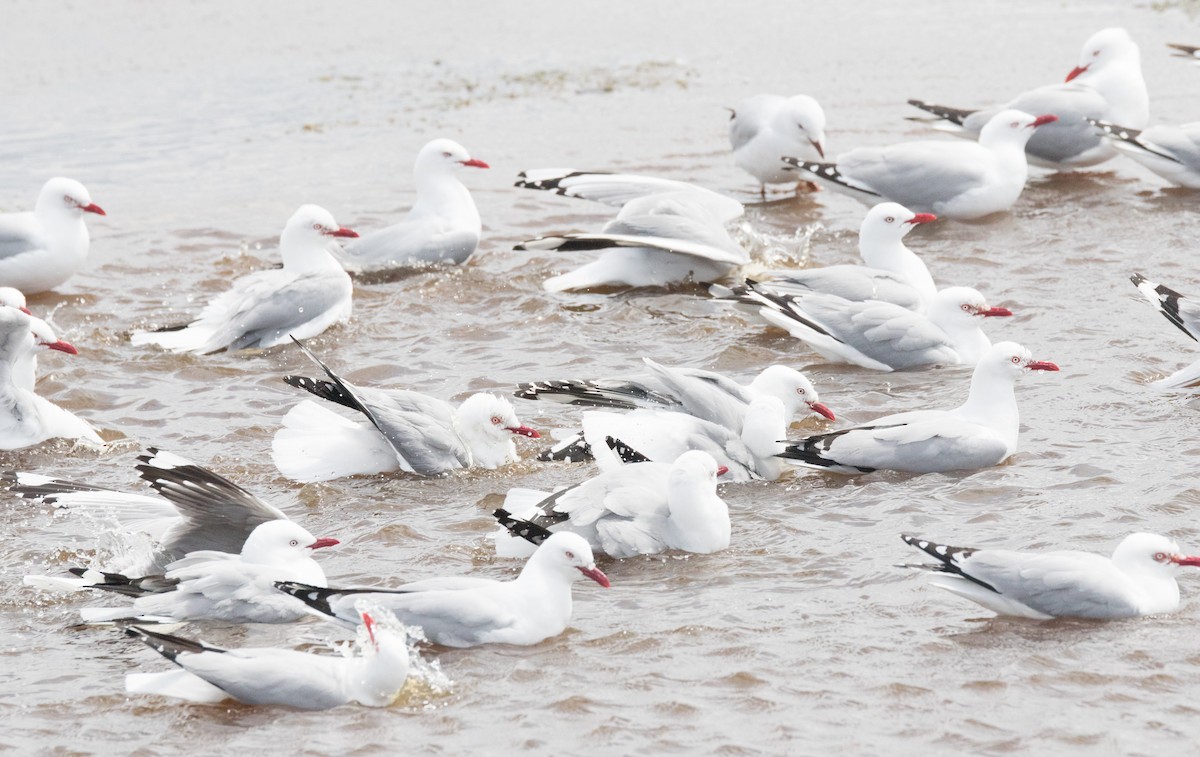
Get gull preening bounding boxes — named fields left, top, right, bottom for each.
left=124, top=610, right=411, bottom=709
left=909, top=28, right=1148, bottom=168
left=728, top=94, right=827, bottom=192
left=272, top=338, right=539, bottom=481
left=131, top=205, right=357, bottom=354
left=277, top=531, right=609, bottom=648
left=0, top=177, right=106, bottom=294
left=491, top=449, right=730, bottom=558
left=784, top=110, right=1058, bottom=219
left=336, top=138, right=489, bottom=271
left=716, top=281, right=1013, bottom=371
left=901, top=532, right=1200, bottom=619
left=758, top=202, right=938, bottom=311
left=778, top=341, right=1058, bottom=474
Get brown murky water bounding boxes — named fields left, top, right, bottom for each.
left=5, top=0, right=1200, bottom=753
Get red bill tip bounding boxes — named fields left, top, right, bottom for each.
left=716, top=465, right=730, bottom=476
left=981, top=306, right=1013, bottom=317
left=507, top=425, right=540, bottom=439
left=18, top=307, right=32, bottom=316
left=810, top=139, right=825, bottom=159
left=1172, top=555, right=1200, bottom=567
left=45, top=340, right=78, bottom=355
left=578, top=565, right=610, bottom=588
left=461, top=158, right=490, bottom=169
left=81, top=203, right=106, bottom=216
left=308, top=537, right=340, bottom=549
left=906, top=213, right=937, bottom=225
left=1031, top=114, right=1059, bottom=128
left=328, top=226, right=359, bottom=239
left=1065, top=65, right=1088, bottom=82
left=809, top=401, right=835, bottom=421
left=1027, top=361, right=1059, bottom=372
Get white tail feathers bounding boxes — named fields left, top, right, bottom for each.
left=126, top=669, right=229, bottom=704
left=272, top=400, right=399, bottom=482
left=130, top=324, right=217, bottom=353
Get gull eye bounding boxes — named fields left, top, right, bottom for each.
left=1092, top=50, right=1100, bottom=57
left=884, top=216, right=894, bottom=223
left=960, top=304, right=971, bottom=312
left=795, top=387, right=806, bottom=396
left=442, top=151, right=453, bottom=158
left=312, top=223, right=322, bottom=231
left=1154, top=551, right=1168, bottom=562
left=63, top=195, right=75, bottom=206
left=490, top=415, right=502, bottom=424
left=1010, top=121, right=1020, bottom=128
left=1011, top=356, right=1021, bottom=364
left=565, top=550, right=575, bottom=559
left=290, top=539, right=299, bottom=547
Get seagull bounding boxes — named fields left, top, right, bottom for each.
left=777, top=341, right=1058, bottom=474
left=0, top=307, right=102, bottom=449
left=68, top=519, right=339, bottom=624
left=490, top=449, right=730, bottom=559
left=518, top=190, right=750, bottom=291
left=272, top=337, right=539, bottom=482
left=0, top=287, right=32, bottom=315
left=715, top=281, right=1013, bottom=371
left=124, top=610, right=410, bottom=708
left=908, top=28, right=1148, bottom=168
left=784, top=110, right=1057, bottom=219
left=0, top=177, right=106, bottom=294
left=335, top=138, right=488, bottom=271
left=1130, top=272, right=1200, bottom=388
left=1089, top=119, right=1200, bottom=189
left=579, top=396, right=788, bottom=481
left=515, top=357, right=834, bottom=432
left=515, top=169, right=744, bottom=224
left=757, top=202, right=938, bottom=311
left=13, top=315, right=77, bottom=392
left=4, top=447, right=298, bottom=575
left=728, top=94, right=827, bottom=192
left=900, top=532, right=1200, bottom=619
left=131, top=205, right=356, bottom=354
left=276, top=531, right=609, bottom=648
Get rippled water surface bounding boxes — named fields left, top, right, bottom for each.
left=4, top=0, right=1200, bottom=753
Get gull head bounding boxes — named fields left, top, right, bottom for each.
left=753, top=365, right=834, bottom=421
left=459, top=393, right=540, bottom=443
left=1112, top=533, right=1200, bottom=578
left=38, top=177, right=105, bottom=217
left=1067, top=28, right=1139, bottom=82
left=0, top=288, right=30, bottom=315
left=28, top=316, right=77, bottom=355
left=239, top=520, right=339, bottom=568
left=979, top=341, right=1059, bottom=377
left=535, top=532, right=610, bottom=588
left=417, top=138, right=489, bottom=174
left=860, top=202, right=937, bottom=248
left=778, top=94, right=827, bottom=159
left=979, top=110, right=1058, bottom=148
left=283, top=204, right=358, bottom=245
left=930, top=287, right=1013, bottom=329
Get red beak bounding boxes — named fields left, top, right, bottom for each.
left=327, top=226, right=359, bottom=238
left=506, top=425, right=540, bottom=439
left=1030, top=114, right=1059, bottom=128
left=18, top=307, right=32, bottom=316
left=979, top=306, right=1013, bottom=317
left=461, top=158, right=490, bottom=169
left=1026, top=361, right=1059, bottom=372
left=81, top=203, right=106, bottom=216
left=715, top=465, right=730, bottom=477
left=1065, top=65, right=1088, bottom=82
left=577, top=565, right=610, bottom=588
left=1171, top=555, right=1200, bottom=567
left=808, top=401, right=835, bottom=421
left=905, top=213, right=937, bottom=226
left=361, top=612, right=377, bottom=646
left=308, top=537, right=340, bottom=550
left=45, top=340, right=78, bottom=355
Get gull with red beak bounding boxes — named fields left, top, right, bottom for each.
left=337, top=138, right=489, bottom=271
left=715, top=282, right=1013, bottom=371
left=728, top=93, right=827, bottom=193
left=0, top=178, right=106, bottom=294
left=132, top=205, right=357, bottom=353
left=778, top=341, right=1057, bottom=474
left=57, top=520, right=341, bottom=624
left=783, top=110, right=1058, bottom=219
left=276, top=531, right=609, bottom=648
left=909, top=28, right=1147, bottom=168
left=758, top=202, right=940, bottom=312
left=901, top=532, right=1200, bottom=619
left=273, top=337, right=540, bottom=482
left=13, top=315, right=77, bottom=392
left=124, top=609, right=412, bottom=709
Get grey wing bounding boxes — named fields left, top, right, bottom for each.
left=840, top=142, right=990, bottom=211
left=339, top=589, right=515, bottom=646
left=515, top=169, right=744, bottom=223
left=642, top=359, right=751, bottom=430
left=1004, top=84, right=1108, bottom=163
left=221, top=272, right=349, bottom=350
left=837, top=420, right=1009, bottom=472
left=521, top=233, right=748, bottom=266
left=965, top=552, right=1141, bottom=619
left=136, top=448, right=289, bottom=558
left=1138, top=124, right=1200, bottom=170
left=0, top=214, right=42, bottom=262
left=797, top=296, right=955, bottom=368
left=339, top=217, right=477, bottom=268
left=729, top=109, right=763, bottom=153
left=604, top=193, right=747, bottom=258
left=763, top=267, right=923, bottom=310
left=184, top=651, right=346, bottom=709
left=358, top=386, right=457, bottom=425
left=348, top=388, right=466, bottom=474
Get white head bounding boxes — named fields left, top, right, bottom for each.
left=524, top=531, right=610, bottom=588
left=976, top=341, right=1059, bottom=378
left=979, top=110, right=1059, bottom=148
left=279, top=204, right=358, bottom=268
left=415, top=138, right=489, bottom=176
left=0, top=307, right=33, bottom=362
left=26, top=316, right=77, bottom=356
left=928, top=287, right=1013, bottom=329
left=238, top=520, right=339, bottom=570
left=456, top=393, right=540, bottom=465
left=749, top=365, right=834, bottom=421
left=1067, top=28, right=1140, bottom=82
left=0, top=288, right=29, bottom=314
left=1111, top=532, right=1200, bottom=578
left=348, top=610, right=411, bottom=707
left=35, top=177, right=105, bottom=218
left=776, top=95, right=827, bottom=159
left=859, top=203, right=937, bottom=252
left=669, top=450, right=725, bottom=492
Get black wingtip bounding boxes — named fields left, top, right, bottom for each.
left=605, top=435, right=653, bottom=464
left=275, top=580, right=337, bottom=617
left=1130, top=273, right=1146, bottom=287
left=493, top=508, right=553, bottom=546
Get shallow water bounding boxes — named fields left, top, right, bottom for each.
left=4, top=0, right=1200, bottom=753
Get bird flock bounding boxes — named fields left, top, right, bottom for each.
left=5, top=25, right=1200, bottom=711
